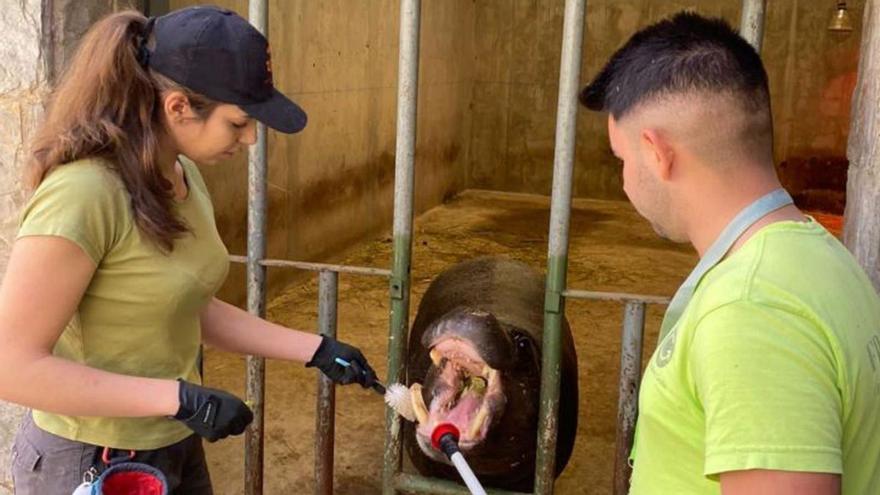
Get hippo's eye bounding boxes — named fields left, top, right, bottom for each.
left=512, top=331, right=539, bottom=369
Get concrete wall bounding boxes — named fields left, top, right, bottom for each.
left=171, top=0, right=475, bottom=303
left=163, top=1, right=866, bottom=300
left=467, top=0, right=866, bottom=199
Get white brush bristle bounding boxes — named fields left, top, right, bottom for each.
left=384, top=383, right=416, bottom=422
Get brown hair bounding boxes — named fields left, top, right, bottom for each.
left=26, top=10, right=220, bottom=252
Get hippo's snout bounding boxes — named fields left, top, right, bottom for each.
left=412, top=336, right=507, bottom=462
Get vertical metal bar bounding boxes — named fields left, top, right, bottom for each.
left=315, top=271, right=339, bottom=495
left=535, top=0, right=586, bottom=493
left=382, top=0, right=421, bottom=493
left=613, top=302, right=646, bottom=495
left=245, top=2, right=268, bottom=494
left=740, top=0, right=767, bottom=51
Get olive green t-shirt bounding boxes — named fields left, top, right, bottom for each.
left=17, top=157, right=229, bottom=450
left=630, top=220, right=880, bottom=494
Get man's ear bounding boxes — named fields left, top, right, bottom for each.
left=163, top=91, right=192, bottom=124
left=640, top=128, right=675, bottom=181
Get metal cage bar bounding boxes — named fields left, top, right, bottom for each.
left=612, top=301, right=647, bottom=495
left=382, top=0, right=422, bottom=493
left=740, top=0, right=768, bottom=51
left=535, top=0, right=587, bottom=493
left=315, top=271, right=339, bottom=495
left=562, top=289, right=670, bottom=305
left=229, top=255, right=392, bottom=277
left=245, top=1, right=268, bottom=494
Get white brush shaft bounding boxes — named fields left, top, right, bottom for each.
left=450, top=452, right=488, bottom=495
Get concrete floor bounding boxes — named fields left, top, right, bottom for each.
left=200, top=190, right=840, bottom=494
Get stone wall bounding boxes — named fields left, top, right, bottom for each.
left=0, top=2, right=141, bottom=491
left=0, top=0, right=45, bottom=488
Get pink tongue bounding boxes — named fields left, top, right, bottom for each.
left=444, top=394, right=481, bottom=429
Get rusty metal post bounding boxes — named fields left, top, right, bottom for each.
left=535, top=0, right=586, bottom=493
left=245, top=1, right=268, bottom=494
left=613, top=302, right=646, bottom=495
left=315, top=271, right=339, bottom=495
left=382, top=1, right=421, bottom=494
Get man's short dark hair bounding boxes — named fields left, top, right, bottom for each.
left=580, top=12, right=770, bottom=119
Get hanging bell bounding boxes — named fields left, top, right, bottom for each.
left=828, top=1, right=854, bottom=32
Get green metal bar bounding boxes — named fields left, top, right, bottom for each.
left=394, top=473, right=531, bottom=495
left=536, top=255, right=568, bottom=494
left=382, top=0, right=421, bottom=493
left=383, top=237, right=413, bottom=495
left=535, top=0, right=586, bottom=493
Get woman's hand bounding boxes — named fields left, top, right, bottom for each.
left=173, top=379, right=253, bottom=442
left=306, top=336, right=378, bottom=387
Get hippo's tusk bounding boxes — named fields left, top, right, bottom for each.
left=486, top=368, right=500, bottom=389
left=430, top=348, right=443, bottom=367
left=467, top=401, right=490, bottom=439
left=410, top=383, right=429, bottom=424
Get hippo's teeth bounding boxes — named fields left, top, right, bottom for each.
left=410, top=383, right=429, bottom=424
left=430, top=349, right=442, bottom=366
left=482, top=365, right=491, bottom=376
left=467, top=401, right=490, bottom=439
left=487, top=368, right=500, bottom=388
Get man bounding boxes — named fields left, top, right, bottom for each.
left=580, top=12, right=880, bottom=495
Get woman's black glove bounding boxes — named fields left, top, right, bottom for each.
left=306, top=336, right=378, bottom=387
left=173, top=379, right=253, bottom=442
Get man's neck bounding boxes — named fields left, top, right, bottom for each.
left=684, top=176, right=802, bottom=258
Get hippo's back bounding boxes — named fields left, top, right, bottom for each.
left=410, top=257, right=546, bottom=343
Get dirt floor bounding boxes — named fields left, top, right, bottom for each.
left=201, top=190, right=840, bottom=494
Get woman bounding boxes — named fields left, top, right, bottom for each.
left=0, top=6, right=377, bottom=494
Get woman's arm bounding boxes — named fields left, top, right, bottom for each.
left=200, top=298, right=378, bottom=386
left=0, top=236, right=179, bottom=417
left=199, top=297, right=323, bottom=362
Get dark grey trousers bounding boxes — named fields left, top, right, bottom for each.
left=11, top=412, right=213, bottom=495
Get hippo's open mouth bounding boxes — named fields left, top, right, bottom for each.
left=412, top=336, right=507, bottom=456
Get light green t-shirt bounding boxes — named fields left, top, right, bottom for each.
left=17, top=157, right=229, bottom=450
left=630, top=219, right=880, bottom=495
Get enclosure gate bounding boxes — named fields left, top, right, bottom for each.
left=234, top=1, right=768, bottom=494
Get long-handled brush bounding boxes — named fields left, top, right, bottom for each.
left=333, top=358, right=416, bottom=421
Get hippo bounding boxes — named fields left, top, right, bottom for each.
left=403, top=256, right=579, bottom=492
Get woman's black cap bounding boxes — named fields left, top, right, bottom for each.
left=147, top=5, right=307, bottom=134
